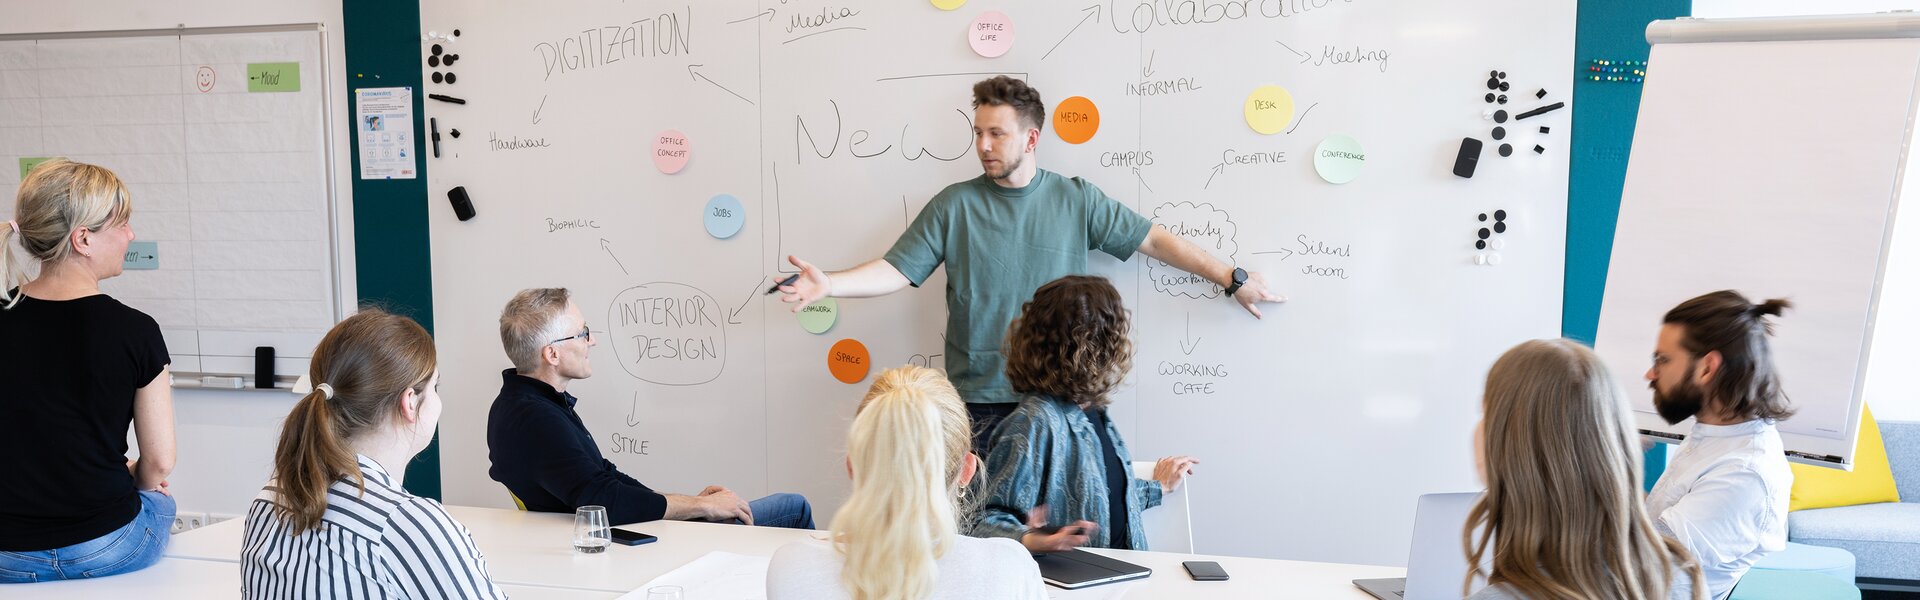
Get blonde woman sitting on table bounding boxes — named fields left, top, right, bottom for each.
left=766, top=366, right=1045, bottom=600
left=241, top=309, right=505, bottom=599
left=1466, top=339, right=1704, bottom=600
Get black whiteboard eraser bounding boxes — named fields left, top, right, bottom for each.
left=1452, top=138, right=1483, bottom=178
left=255, top=346, right=275, bottom=389
left=448, top=186, right=477, bottom=221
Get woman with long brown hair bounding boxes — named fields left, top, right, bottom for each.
left=1466, top=339, right=1704, bottom=600
left=973, top=275, right=1197, bottom=552
left=241, top=309, right=504, bottom=599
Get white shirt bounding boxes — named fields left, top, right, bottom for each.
left=766, top=535, right=1047, bottom=600
left=1646, top=419, right=1792, bottom=600
left=241, top=455, right=506, bottom=600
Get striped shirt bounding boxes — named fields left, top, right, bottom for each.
left=241, top=455, right=507, bottom=599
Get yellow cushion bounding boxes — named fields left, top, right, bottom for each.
left=1790, top=405, right=1901, bottom=511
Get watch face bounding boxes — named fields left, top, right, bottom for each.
left=1233, top=268, right=1247, bottom=284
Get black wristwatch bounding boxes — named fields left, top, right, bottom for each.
left=1223, top=267, right=1248, bottom=297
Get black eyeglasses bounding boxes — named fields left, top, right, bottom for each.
left=548, top=325, right=592, bottom=346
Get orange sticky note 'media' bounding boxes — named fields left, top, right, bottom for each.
left=828, top=339, right=871, bottom=384
left=1053, top=96, right=1099, bottom=144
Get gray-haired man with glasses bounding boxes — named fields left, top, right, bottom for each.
left=486, top=287, right=814, bottom=529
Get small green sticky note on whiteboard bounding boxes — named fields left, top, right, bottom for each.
left=19, top=157, right=53, bottom=178
left=123, top=241, right=159, bottom=270
left=247, top=62, right=300, bottom=92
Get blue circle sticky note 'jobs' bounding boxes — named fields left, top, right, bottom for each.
left=704, top=194, right=745, bottom=239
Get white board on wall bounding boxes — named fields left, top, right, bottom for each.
left=1595, top=14, right=1920, bottom=466
left=420, top=0, right=1574, bottom=565
left=0, top=25, right=342, bottom=384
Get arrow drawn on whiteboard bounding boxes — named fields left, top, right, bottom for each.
left=1142, top=50, right=1156, bottom=78
left=686, top=64, right=753, bottom=105
left=1253, top=248, right=1296, bottom=260
left=726, top=8, right=775, bottom=24
left=1043, top=4, right=1102, bottom=61
left=728, top=276, right=765, bottom=325
left=1276, top=40, right=1312, bottom=64
left=1131, top=167, right=1154, bottom=193
left=1204, top=163, right=1225, bottom=189
left=626, top=392, right=643, bottom=427
left=1179, top=313, right=1203, bottom=356
left=531, top=95, right=547, bottom=125
left=600, top=238, right=629, bottom=275
left=1286, top=102, right=1318, bottom=134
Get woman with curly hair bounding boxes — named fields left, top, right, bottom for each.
left=972, top=275, right=1197, bottom=552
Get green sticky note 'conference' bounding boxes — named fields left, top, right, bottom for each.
left=247, top=62, right=301, bottom=93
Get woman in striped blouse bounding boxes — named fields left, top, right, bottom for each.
left=241, top=309, right=505, bottom=599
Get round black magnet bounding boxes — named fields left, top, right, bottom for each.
left=1494, top=222, right=1507, bottom=233
left=1487, top=78, right=1500, bottom=90
left=431, top=44, right=443, bottom=56
left=1478, top=228, right=1491, bottom=240
left=445, top=72, right=456, bottom=84
left=1476, top=240, right=1487, bottom=250
left=428, top=55, right=440, bottom=67
left=1498, top=144, right=1513, bottom=157
left=1478, top=213, right=1488, bottom=222
left=1498, top=81, right=1510, bottom=92
left=431, top=72, right=443, bottom=83
left=1494, top=110, right=1508, bottom=123
left=1492, top=127, right=1506, bottom=140
left=1495, top=209, right=1507, bottom=220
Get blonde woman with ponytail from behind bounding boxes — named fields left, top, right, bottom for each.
left=767, top=366, right=1045, bottom=600
left=241, top=309, right=505, bottom=599
left=1465, top=339, right=1704, bottom=600
left=0, top=159, right=176, bottom=582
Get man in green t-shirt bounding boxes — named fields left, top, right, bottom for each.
left=777, top=76, right=1284, bottom=453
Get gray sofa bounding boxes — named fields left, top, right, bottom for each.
left=1788, top=419, right=1920, bottom=582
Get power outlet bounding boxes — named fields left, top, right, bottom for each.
left=171, top=511, right=209, bottom=533
left=207, top=513, right=239, bottom=526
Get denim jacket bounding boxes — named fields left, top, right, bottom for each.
left=971, top=394, right=1163, bottom=550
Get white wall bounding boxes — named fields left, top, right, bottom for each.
left=0, top=0, right=355, bottom=517
left=1686, top=1, right=1920, bottom=423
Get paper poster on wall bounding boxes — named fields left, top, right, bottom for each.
left=18, top=157, right=53, bottom=179
left=355, top=87, right=417, bottom=180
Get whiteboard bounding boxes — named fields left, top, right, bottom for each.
left=0, top=25, right=341, bottom=384
left=421, top=0, right=1574, bottom=565
left=1594, top=14, right=1920, bottom=467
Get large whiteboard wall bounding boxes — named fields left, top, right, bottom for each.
left=422, top=0, right=1574, bottom=565
left=0, top=26, right=340, bottom=382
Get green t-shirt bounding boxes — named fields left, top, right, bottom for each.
left=883, top=169, right=1152, bottom=404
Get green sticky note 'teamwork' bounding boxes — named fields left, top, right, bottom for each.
left=247, top=62, right=301, bottom=93
left=19, top=157, right=53, bottom=179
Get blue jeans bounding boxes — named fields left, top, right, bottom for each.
left=0, top=490, right=175, bottom=583
left=743, top=493, right=814, bottom=530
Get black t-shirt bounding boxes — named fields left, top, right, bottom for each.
left=0, top=291, right=169, bottom=551
left=1084, top=407, right=1132, bottom=550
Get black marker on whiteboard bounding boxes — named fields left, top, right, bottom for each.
left=766, top=274, right=801, bottom=295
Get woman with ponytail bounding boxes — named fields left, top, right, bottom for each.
left=0, top=159, right=177, bottom=582
left=767, top=366, right=1045, bottom=600
left=241, top=309, right=505, bottom=599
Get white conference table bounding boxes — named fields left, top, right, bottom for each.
left=167, top=505, right=1405, bottom=598
left=21, top=557, right=618, bottom=599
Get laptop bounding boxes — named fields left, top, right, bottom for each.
left=1033, top=548, right=1152, bottom=589
left=1354, top=492, right=1489, bottom=600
